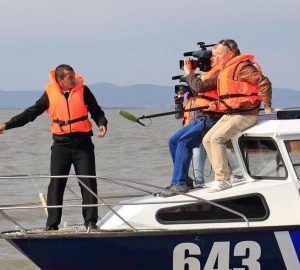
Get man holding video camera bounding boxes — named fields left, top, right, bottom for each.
left=160, top=46, right=223, bottom=197
left=173, top=83, right=207, bottom=188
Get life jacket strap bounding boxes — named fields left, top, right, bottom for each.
left=197, top=95, right=218, bottom=101
left=219, top=101, right=261, bottom=114
left=219, top=93, right=259, bottom=100
left=53, top=115, right=88, bottom=127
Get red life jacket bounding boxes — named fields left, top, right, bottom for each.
left=46, top=70, right=92, bottom=135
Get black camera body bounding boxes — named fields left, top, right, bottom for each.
left=179, top=58, right=211, bottom=72
left=174, top=84, right=191, bottom=95
left=171, top=42, right=216, bottom=120
left=171, top=74, right=201, bottom=83
left=179, top=41, right=215, bottom=72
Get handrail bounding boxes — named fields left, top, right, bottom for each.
left=0, top=174, right=251, bottom=232
left=0, top=174, right=139, bottom=232
left=76, top=178, right=136, bottom=231
left=0, top=200, right=204, bottom=211
left=180, top=193, right=249, bottom=227
left=0, top=210, right=26, bottom=233
left=95, top=177, right=250, bottom=226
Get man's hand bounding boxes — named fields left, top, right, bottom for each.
left=208, top=102, right=217, bottom=111
left=184, top=58, right=196, bottom=75
left=264, top=107, right=272, bottom=114
left=0, top=123, right=6, bottom=134
left=98, top=125, right=107, bottom=138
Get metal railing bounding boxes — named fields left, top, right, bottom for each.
left=0, top=174, right=249, bottom=234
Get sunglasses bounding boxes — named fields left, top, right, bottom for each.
left=219, top=40, right=233, bottom=51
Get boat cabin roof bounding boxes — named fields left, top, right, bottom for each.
left=242, top=110, right=300, bottom=137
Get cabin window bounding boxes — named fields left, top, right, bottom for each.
left=239, top=137, right=287, bottom=179
left=156, top=194, right=268, bottom=224
left=285, top=140, right=300, bottom=180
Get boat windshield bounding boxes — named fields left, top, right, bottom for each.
left=239, top=137, right=287, bottom=180
left=285, top=140, right=300, bottom=180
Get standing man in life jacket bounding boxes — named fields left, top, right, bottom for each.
left=0, top=64, right=107, bottom=230
left=160, top=47, right=224, bottom=197
left=203, top=39, right=272, bottom=192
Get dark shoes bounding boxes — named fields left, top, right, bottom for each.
left=45, top=222, right=98, bottom=231
left=186, top=176, right=204, bottom=189
left=85, top=222, right=98, bottom=230
left=45, top=225, right=59, bottom=231
left=186, top=176, right=194, bottom=189
left=159, top=184, right=189, bottom=197
left=193, top=182, right=205, bottom=189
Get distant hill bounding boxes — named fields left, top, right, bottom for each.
left=0, top=83, right=299, bottom=109
left=89, top=82, right=174, bottom=108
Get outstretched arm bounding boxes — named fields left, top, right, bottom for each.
left=0, top=123, right=6, bottom=134
left=2, top=92, right=49, bottom=131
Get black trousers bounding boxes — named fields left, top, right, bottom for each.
left=46, top=138, right=98, bottom=227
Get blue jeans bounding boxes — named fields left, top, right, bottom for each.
left=169, top=119, right=215, bottom=185
left=192, top=143, right=207, bottom=184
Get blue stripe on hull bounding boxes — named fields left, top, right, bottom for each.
left=290, top=231, right=300, bottom=262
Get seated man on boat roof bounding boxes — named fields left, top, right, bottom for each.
left=202, top=38, right=272, bottom=192
left=173, top=72, right=210, bottom=189
left=160, top=46, right=224, bottom=197
left=0, top=64, right=108, bottom=230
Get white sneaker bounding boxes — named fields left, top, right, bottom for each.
left=208, top=180, right=232, bottom=193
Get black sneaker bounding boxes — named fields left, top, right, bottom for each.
left=85, top=222, right=98, bottom=230
left=186, top=176, right=194, bottom=189
left=159, top=184, right=189, bottom=197
left=193, top=182, right=205, bottom=189
left=44, top=225, right=59, bottom=231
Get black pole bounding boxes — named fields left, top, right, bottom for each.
left=138, top=106, right=209, bottom=120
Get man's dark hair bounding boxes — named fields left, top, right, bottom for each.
left=55, top=64, right=74, bottom=81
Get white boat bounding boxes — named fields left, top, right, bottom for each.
left=1, top=109, right=300, bottom=270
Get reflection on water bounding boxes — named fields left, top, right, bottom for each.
left=0, top=109, right=213, bottom=269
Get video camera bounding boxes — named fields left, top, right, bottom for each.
left=171, top=76, right=189, bottom=119
left=171, top=75, right=198, bottom=95
left=171, top=41, right=216, bottom=119
left=179, top=41, right=215, bottom=72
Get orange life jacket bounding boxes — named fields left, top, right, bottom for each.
left=217, top=54, right=263, bottom=112
left=183, top=66, right=220, bottom=125
left=183, top=96, right=194, bottom=126
left=46, top=70, right=92, bottom=135
left=195, top=66, right=219, bottom=110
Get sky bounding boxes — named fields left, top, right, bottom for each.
left=0, top=0, right=299, bottom=91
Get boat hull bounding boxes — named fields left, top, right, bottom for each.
left=3, top=227, right=300, bottom=270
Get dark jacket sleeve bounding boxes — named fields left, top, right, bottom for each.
left=4, top=92, right=49, bottom=130
left=185, top=72, right=218, bottom=96
left=84, top=86, right=108, bottom=127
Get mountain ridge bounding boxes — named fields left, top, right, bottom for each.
left=0, top=83, right=299, bottom=109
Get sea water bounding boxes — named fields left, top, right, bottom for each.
left=0, top=109, right=213, bottom=270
